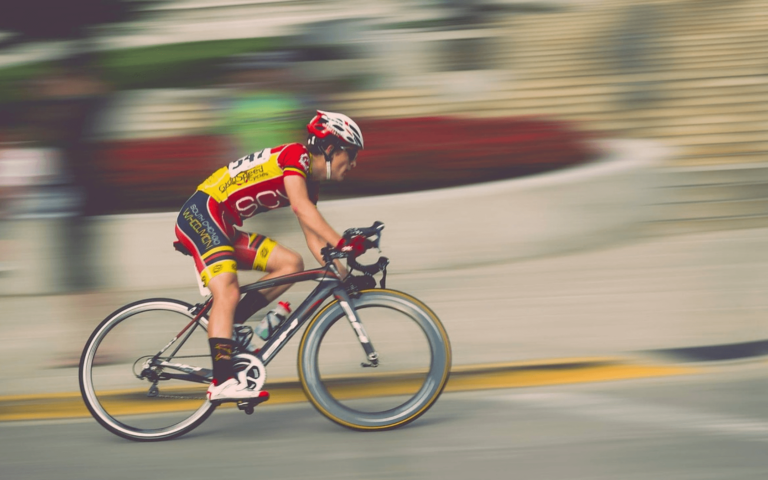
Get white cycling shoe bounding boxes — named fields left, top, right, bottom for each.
left=207, top=378, right=270, bottom=403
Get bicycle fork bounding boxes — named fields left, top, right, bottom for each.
left=335, top=289, right=379, bottom=368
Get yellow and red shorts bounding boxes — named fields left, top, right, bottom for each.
left=174, top=191, right=277, bottom=287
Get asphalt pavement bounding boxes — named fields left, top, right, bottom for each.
left=3, top=364, right=768, bottom=479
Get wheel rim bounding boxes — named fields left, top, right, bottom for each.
left=300, top=291, right=450, bottom=429
left=80, top=300, right=214, bottom=440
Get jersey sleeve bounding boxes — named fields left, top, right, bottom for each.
left=278, top=143, right=311, bottom=179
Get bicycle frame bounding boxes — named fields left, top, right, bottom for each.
left=148, top=264, right=378, bottom=385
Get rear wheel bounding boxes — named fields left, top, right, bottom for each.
left=79, top=298, right=215, bottom=441
left=298, top=289, right=451, bottom=430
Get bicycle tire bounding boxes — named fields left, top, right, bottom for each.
left=298, top=289, right=451, bottom=430
left=79, top=298, right=216, bottom=441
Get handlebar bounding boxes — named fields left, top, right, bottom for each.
left=321, top=221, right=389, bottom=276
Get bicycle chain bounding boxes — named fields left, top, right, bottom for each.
left=142, top=353, right=255, bottom=401
left=155, top=393, right=206, bottom=400
left=137, top=353, right=210, bottom=401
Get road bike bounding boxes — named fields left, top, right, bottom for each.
left=79, top=222, right=452, bottom=441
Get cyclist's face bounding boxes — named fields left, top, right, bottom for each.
left=331, top=148, right=358, bottom=181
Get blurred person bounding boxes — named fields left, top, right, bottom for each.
left=174, top=110, right=364, bottom=402
left=26, top=54, right=112, bottom=366
left=0, top=109, right=66, bottom=275
left=0, top=111, right=13, bottom=275
left=217, top=51, right=313, bottom=156
left=0, top=115, right=24, bottom=275
left=30, top=54, right=110, bottom=284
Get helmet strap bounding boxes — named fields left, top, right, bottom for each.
left=323, top=146, right=336, bottom=181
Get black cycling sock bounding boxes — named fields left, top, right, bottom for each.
left=209, top=338, right=236, bottom=384
left=234, top=290, right=270, bottom=324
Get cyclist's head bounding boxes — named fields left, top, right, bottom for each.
left=306, top=111, right=363, bottom=179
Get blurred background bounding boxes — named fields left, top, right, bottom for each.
left=1, top=0, right=765, bottom=289
left=1, top=0, right=767, bottom=363
left=1, top=0, right=768, bottom=463
left=0, top=0, right=766, bottom=358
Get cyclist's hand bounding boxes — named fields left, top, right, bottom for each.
left=336, top=235, right=367, bottom=255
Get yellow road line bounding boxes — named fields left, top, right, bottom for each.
left=0, top=360, right=699, bottom=422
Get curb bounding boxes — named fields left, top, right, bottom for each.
left=0, top=357, right=698, bottom=423
left=645, top=339, right=768, bottom=363
left=5, top=337, right=768, bottom=423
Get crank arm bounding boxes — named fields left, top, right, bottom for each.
left=155, top=373, right=211, bottom=384
left=154, top=360, right=211, bottom=378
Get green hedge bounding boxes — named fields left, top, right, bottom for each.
left=0, top=36, right=276, bottom=103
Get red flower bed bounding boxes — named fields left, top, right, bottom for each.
left=88, top=117, right=597, bottom=214
left=91, top=135, right=230, bottom=214
left=322, top=116, right=597, bottom=198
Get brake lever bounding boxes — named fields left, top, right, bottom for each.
left=370, top=222, right=384, bottom=252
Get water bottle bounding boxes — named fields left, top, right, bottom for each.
left=254, top=301, right=291, bottom=340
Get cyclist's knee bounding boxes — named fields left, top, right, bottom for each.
left=268, top=246, right=304, bottom=275
left=208, top=273, right=240, bottom=304
left=286, top=252, right=304, bottom=274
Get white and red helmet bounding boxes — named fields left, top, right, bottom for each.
left=307, top=110, right=364, bottom=151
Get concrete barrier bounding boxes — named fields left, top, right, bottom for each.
left=0, top=139, right=670, bottom=294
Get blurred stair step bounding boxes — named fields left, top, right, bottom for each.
left=634, top=114, right=767, bottom=130
left=657, top=84, right=768, bottom=100
left=632, top=103, right=767, bottom=118
left=656, top=16, right=768, bottom=31
left=656, top=182, right=768, bottom=203
left=646, top=214, right=768, bottom=236
left=637, top=124, right=768, bottom=138
left=651, top=197, right=768, bottom=220
left=331, top=89, right=432, bottom=102
left=660, top=95, right=768, bottom=109
left=661, top=76, right=768, bottom=89
left=670, top=153, right=768, bottom=167
left=654, top=42, right=768, bottom=58
left=513, top=68, right=768, bottom=83
left=519, top=56, right=768, bottom=74
left=665, top=32, right=768, bottom=47
left=676, top=143, right=768, bottom=157
left=655, top=162, right=768, bottom=185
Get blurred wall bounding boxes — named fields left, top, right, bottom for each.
left=0, top=139, right=668, bottom=295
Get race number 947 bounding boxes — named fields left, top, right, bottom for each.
left=228, top=148, right=271, bottom=176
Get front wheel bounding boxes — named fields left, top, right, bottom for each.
left=298, top=289, right=451, bottom=430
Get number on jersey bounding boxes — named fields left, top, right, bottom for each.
left=228, top=148, right=271, bottom=176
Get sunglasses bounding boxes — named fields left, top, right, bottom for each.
left=340, top=146, right=359, bottom=162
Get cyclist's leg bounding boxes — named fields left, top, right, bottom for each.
left=206, top=272, right=241, bottom=384
left=256, top=243, right=305, bottom=300
left=175, top=192, right=241, bottom=384
left=207, top=272, right=240, bottom=339
left=232, top=231, right=304, bottom=322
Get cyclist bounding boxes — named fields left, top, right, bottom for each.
left=174, top=110, right=364, bottom=403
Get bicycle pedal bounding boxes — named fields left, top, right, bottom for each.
left=236, top=391, right=270, bottom=412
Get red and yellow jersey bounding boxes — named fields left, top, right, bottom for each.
left=197, top=143, right=319, bottom=222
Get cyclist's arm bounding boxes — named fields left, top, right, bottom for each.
left=284, top=176, right=340, bottom=245
left=284, top=176, right=347, bottom=275
left=300, top=222, right=348, bottom=277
